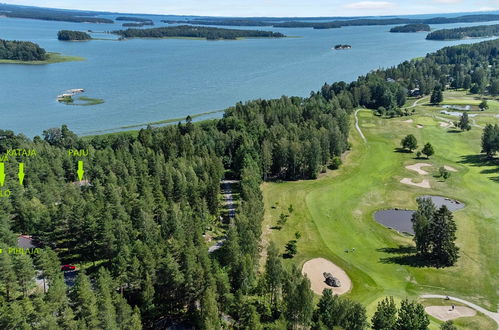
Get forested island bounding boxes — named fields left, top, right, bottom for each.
left=112, top=25, right=286, bottom=40
left=0, top=38, right=498, bottom=328
left=0, top=39, right=47, bottom=61
left=162, top=14, right=499, bottom=30
left=57, top=30, right=92, bottom=41
left=0, top=39, right=84, bottom=64
left=0, top=3, right=113, bottom=23
left=390, top=23, right=431, bottom=33
left=426, top=23, right=499, bottom=40
left=116, top=16, right=154, bottom=27
left=122, top=22, right=154, bottom=27
left=115, top=16, right=154, bottom=23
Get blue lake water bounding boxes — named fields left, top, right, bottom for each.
left=1, top=15, right=498, bottom=136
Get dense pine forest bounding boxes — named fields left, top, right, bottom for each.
left=112, top=25, right=286, bottom=40
left=426, top=23, right=499, bottom=40
left=0, top=38, right=498, bottom=328
left=389, top=24, right=431, bottom=33
left=57, top=30, right=92, bottom=41
left=0, top=39, right=47, bottom=61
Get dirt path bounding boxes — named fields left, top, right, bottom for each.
left=208, top=180, right=238, bottom=253
left=420, top=294, right=499, bottom=326
left=409, top=96, right=429, bottom=108
left=354, top=109, right=367, bottom=143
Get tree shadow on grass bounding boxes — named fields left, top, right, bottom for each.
left=394, top=147, right=412, bottom=154
left=459, top=154, right=499, bottom=182
left=459, top=154, right=499, bottom=168
left=377, top=245, right=416, bottom=254
left=377, top=245, right=435, bottom=268
left=447, top=129, right=461, bottom=134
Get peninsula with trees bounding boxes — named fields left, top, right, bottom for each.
left=0, top=39, right=84, bottom=64
left=112, top=25, right=286, bottom=40
left=390, top=23, right=431, bottom=33
left=57, top=30, right=92, bottom=41
left=426, top=23, right=499, bottom=40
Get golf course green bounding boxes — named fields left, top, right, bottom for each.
left=261, top=91, right=499, bottom=329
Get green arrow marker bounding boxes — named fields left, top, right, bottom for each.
left=18, top=163, right=25, bottom=185
left=0, top=163, right=5, bottom=187
left=77, top=160, right=84, bottom=181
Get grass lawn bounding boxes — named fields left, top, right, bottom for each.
left=261, top=91, right=498, bottom=329
left=0, top=52, right=85, bottom=65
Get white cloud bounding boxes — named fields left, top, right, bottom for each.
left=343, top=1, right=395, bottom=9
left=433, top=0, right=463, bottom=3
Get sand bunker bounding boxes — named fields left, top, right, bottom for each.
left=439, top=122, right=451, bottom=128
left=302, top=258, right=352, bottom=296
left=444, top=165, right=457, bottom=172
left=425, top=306, right=476, bottom=321
left=403, top=119, right=414, bottom=123
left=417, top=124, right=424, bottom=128
left=406, top=163, right=432, bottom=175
left=400, top=178, right=431, bottom=188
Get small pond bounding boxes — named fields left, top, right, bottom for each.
left=440, top=110, right=477, bottom=117
left=374, top=195, right=465, bottom=235
left=442, top=104, right=472, bottom=111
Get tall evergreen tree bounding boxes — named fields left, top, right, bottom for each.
left=372, top=296, right=397, bottom=330
left=412, top=197, right=436, bottom=256
left=481, top=123, right=499, bottom=158
left=428, top=206, right=459, bottom=266
left=12, top=254, right=35, bottom=298
left=0, top=252, right=18, bottom=301
left=96, top=267, right=118, bottom=330
left=430, top=86, right=443, bottom=104
left=396, top=299, right=429, bottom=330
left=72, top=272, right=100, bottom=328
left=457, top=112, right=471, bottom=131
left=264, top=242, right=283, bottom=309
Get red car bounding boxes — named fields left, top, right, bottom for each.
left=61, top=265, right=76, bottom=271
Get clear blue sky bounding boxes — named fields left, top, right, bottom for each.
left=4, top=0, right=499, bottom=17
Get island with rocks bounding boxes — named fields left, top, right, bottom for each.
left=334, top=44, right=352, bottom=50
left=390, top=24, right=431, bottom=33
